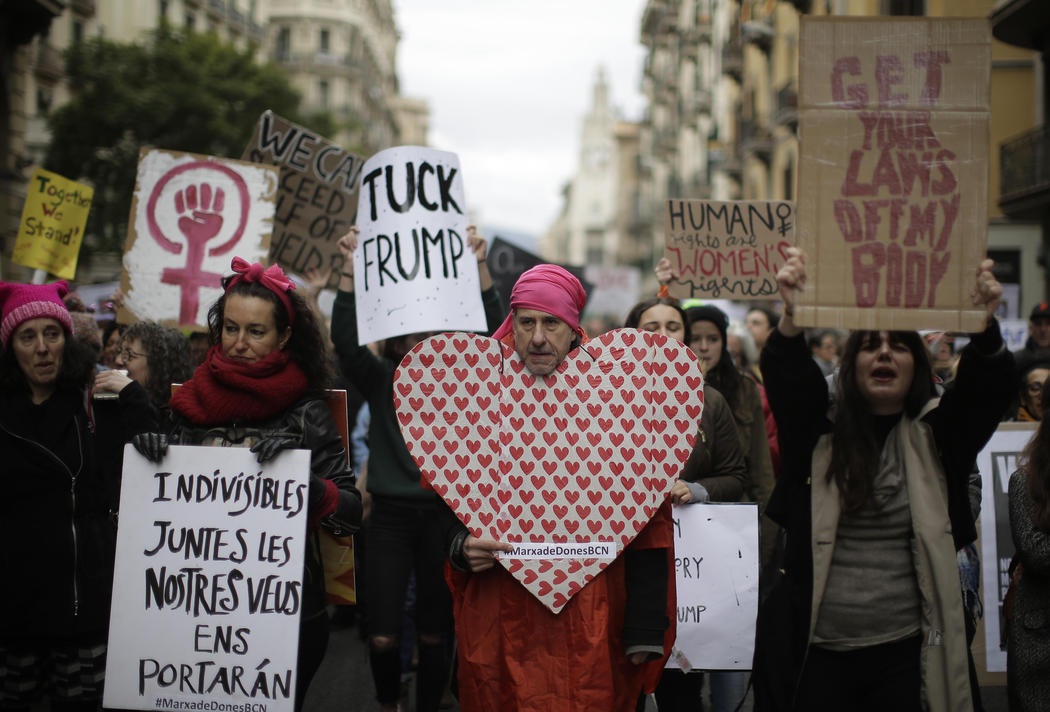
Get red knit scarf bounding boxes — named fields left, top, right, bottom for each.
left=170, top=346, right=308, bottom=425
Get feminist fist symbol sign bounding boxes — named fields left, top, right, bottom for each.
left=146, top=161, right=250, bottom=325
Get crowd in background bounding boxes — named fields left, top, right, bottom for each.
left=2, top=239, right=1049, bottom=712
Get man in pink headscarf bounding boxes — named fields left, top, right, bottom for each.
left=443, top=265, right=675, bottom=712
left=491, top=264, right=589, bottom=375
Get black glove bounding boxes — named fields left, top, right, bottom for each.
left=249, top=434, right=300, bottom=463
left=132, top=432, right=168, bottom=463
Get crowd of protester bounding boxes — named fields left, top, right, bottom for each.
left=1, top=235, right=1049, bottom=712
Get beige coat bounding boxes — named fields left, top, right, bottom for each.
left=808, top=400, right=972, bottom=712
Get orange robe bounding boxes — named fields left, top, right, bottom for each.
left=446, top=501, right=676, bottom=712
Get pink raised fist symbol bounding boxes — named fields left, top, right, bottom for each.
left=175, top=183, right=226, bottom=246
left=146, top=161, right=250, bottom=326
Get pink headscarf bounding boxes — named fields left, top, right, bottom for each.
left=492, top=264, right=588, bottom=340
left=227, top=257, right=297, bottom=324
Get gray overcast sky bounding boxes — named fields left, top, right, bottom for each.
left=393, top=1, right=648, bottom=240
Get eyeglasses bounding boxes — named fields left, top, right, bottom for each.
left=119, top=348, right=146, bottom=362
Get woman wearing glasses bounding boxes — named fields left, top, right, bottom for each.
left=93, top=321, right=193, bottom=418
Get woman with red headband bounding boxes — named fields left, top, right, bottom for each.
left=133, top=257, right=362, bottom=711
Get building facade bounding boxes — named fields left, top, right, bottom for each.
left=634, top=0, right=1042, bottom=309
left=263, top=0, right=402, bottom=155
left=542, top=69, right=643, bottom=270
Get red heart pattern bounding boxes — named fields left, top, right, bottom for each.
left=394, top=328, right=704, bottom=613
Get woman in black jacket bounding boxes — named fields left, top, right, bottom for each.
left=754, top=248, right=1012, bottom=712
left=625, top=296, right=748, bottom=711
left=134, top=258, right=362, bottom=711
left=0, top=280, right=153, bottom=712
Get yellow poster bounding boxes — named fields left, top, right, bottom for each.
left=12, top=167, right=93, bottom=280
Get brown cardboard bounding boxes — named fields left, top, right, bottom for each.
left=242, top=111, right=364, bottom=288
left=796, top=17, right=990, bottom=331
left=664, top=199, right=795, bottom=300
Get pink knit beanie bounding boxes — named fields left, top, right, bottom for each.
left=0, top=281, right=73, bottom=348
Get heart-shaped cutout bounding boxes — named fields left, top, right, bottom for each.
left=394, top=328, right=703, bottom=612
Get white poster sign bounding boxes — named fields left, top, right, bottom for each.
left=104, top=445, right=310, bottom=712
left=353, top=146, right=485, bottom=344
left=121, top=148, right=277, bottom=329
left=668, top=503, right=759, bottom=671
left=977, top=423, right=1036, bottom=673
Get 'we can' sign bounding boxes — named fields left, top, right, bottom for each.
left=795, top=18, right=990, bottom=331
left=353, top=146, right=485, bottom=344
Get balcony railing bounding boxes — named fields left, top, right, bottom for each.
left=34, top=42, right=63, bottom=82
left=1000, top=124, right=1050, bottom=218
left=71, top=0, right=96, bottom=16
left=742, top=18, right=773, bottom=53
left=721, top=38, right=743, bottom=81
left=775, top=83, right=798, bottom=128
left=740, top=119, right=773, bottom=162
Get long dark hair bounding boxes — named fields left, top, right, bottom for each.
left=624, top=296, right=688, bottom=331
left=207, top=278, right=333, bottom=392
left=0, top=327, right=96, bottom=396
left=827, top=330, right=935, bottom=512
left=121, top=321, right=193, bottom=412
left=1021, top=374, right=1050, bottom=532
left=685, top=305, right=741, bottom=411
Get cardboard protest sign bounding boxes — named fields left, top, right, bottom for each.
left=353, top=146, right=486, bottom=344
left=104, top=445, right=310, bottom=712
left=795, top=17, right=990, bottom=331
left=242, top=111, right=364, bottom=286
left=976, top=423, right=1035, bottom=675
left=667, top=503, right=758, bottom=671
left=582, top=265, right=641, bottom=318
left=120, top=148, right=277, bottom=328
left=12, top=167, right=93, bottom=279
left=393, top=329, right=703, bottom=613
left=486, top=236, right=592, bottom=318
left=664, top=200, right=794, bottom=300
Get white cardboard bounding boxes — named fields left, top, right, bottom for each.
left=104, top=445, right=310, bottom=712
left=122, top=149, right=276, bottom=328
left=353, top=146, right=485, bottom=344
left=976, top=424, right=1036, bottom=673
left=667, top=503, right=759, bottom=671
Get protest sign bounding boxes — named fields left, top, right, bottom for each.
left=242, top=111, right=364, bottom=286
left=12, top=167, right=93, bottom=279
left=120, top=148, right=277, bottom=328
left=486, top=236, right=592, bottom=318
left=104, top=445, right=309, bottom=712
left=976, top=423, right=1036, bottom=674
left=393, top=329, right=702, bottom=613
left=663, top=200, right=794, bottom=300
left=795, top=17, right=990, bottom=331
left=667, top=503, right=759, bottom=671
left=582, top=265, right=641, bottom=318
left=353, top=146, right=485, bottom=344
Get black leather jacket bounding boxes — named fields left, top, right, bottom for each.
left=167, top=396, right=362, bottom=619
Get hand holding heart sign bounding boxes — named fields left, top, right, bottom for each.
left=393, top=328, right=704, bottom=613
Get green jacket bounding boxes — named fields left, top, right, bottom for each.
left=331, top=287, right=504, bottom=501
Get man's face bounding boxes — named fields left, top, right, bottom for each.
left=746, top=310, right=772, bottom=347
left=1031, top=316, right=1050, bottom=348
left=512, top=308, right=575, bottom=376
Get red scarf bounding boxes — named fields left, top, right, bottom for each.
left=170, top=346, right=308, bottom=425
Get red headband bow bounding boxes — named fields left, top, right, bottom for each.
left=227, top=257, right=296, bottom=324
